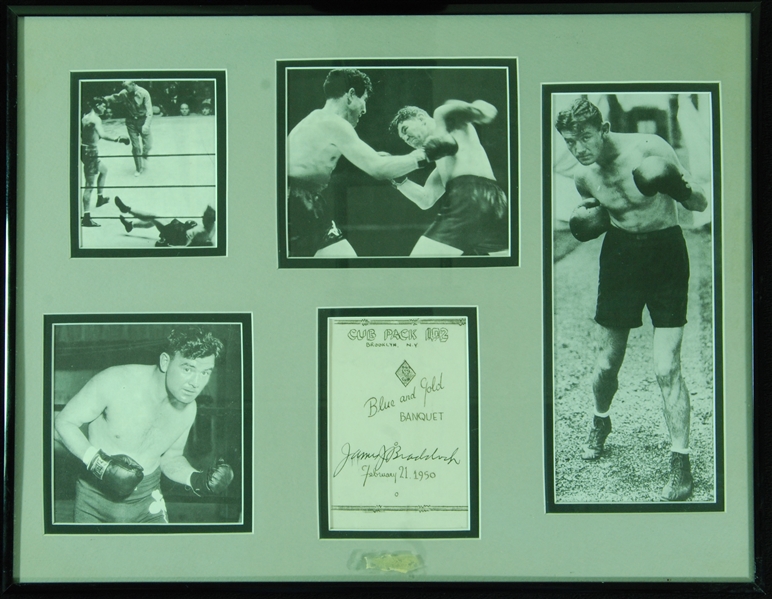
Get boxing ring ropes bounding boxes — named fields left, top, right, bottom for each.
left=78, top=116, right=218, bottom=249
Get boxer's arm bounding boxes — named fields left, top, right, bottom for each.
left=574, top=175, right=602, bottom=208
left=641, top=136, right=707, bottom=212
left=54, top=372, right=110, bottom=465
left=570, top=175, right=611, bottom=241
left=94, top=119, right=126, bottom=143
left=94, top=119, right=108, bottom=140
left=103, top=90, right=126, bottom=104
left=434, top=100, right=498, bottom=130
left=391, top=168, right=445, bottom=210
left=159, top=413, right=196, bottom=486
left=333, top=121, right=425, bottom=180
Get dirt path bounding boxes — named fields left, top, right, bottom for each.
left=551, top=227, right=717, bottom=503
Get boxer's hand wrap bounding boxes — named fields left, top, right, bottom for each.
left=88, top=450, right=144, bottom=498
left=190, top=458, right=234, bottom=496
left=391, top=175, right=408, bottom=188
left=412, top=149, right=431, bottom=169
left=632, top=156, right=691, bottom=203
left=423, top=135, right=459, bottom=162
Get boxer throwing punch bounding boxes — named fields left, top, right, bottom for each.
left=80, top=96, right=130, bottom=227
left=55, top=326, right=235, bottom=523
left=388, top=100, right=509, bottom=256
left=555, top=97, right=707, bottom=501
left=287, top=68, right=456, bottom=257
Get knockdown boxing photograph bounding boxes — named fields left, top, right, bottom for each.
left=70, top=71, right=227, bottom=257
left=43, top=315, right=252, bottom=533
left=543, top=86, right=723, bottom=511
left=277, top=58, right=518, bottom=268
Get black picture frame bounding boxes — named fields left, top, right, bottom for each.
left=4, top=2, right=765, bottom=594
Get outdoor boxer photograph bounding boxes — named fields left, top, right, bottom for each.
left=277, top=59, right=518, bottom=268
left=44, top=316, right=252, bottom=532
left=544, top=87, right=722, bottom=510
left=70, top=71, right=226, bottom=257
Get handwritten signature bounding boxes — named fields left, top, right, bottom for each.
left=333, top=441, right=461, bottom=478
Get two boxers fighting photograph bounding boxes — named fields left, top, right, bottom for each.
left=44, top=316, right=252, bottom=532
left=278, top=59, right=518, bottom=267
left=545, top=88, right=722, bottom=510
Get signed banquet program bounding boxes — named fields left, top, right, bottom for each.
left=319, top=308, right=479, bottom=538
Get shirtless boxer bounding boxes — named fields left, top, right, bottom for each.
left=115, top=196, right=216, bottom=247
left=555, top=97, right=707, bottom=501
left=80, top=97, right=130, bottom=227
left=287, top=68, right=456, bottom=257
left=54, top=326, right=234, bottom=523
left=388, top=100, right=509, bottom=256
left=105, top=80, right=153, bottom=176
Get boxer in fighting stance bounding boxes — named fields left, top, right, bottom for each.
left=104, top=80, right=153, bottom=176
left=115, top=196, right=216, bottom=247
left=80, top=96, right=130, bottom=227
left=55, top=327, right=234, bottom=523
left=555, top=97, right=707, bottom=501
left=388, top=100, right=508, bottom=256
left=287, top=68, right=456, bottom=257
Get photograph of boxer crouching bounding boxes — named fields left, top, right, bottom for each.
left=388, top=101, right=509, bottom=257
left=278, top=59, right=517, bottom=267
left=47, top=318, right=251, bottom=530
left=547, top=89, right=721, bottom=509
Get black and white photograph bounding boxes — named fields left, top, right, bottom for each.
left=44, top=314, right=252, bottom=533
left=544, top=86, right=723, bottom=511
left=277, top=59, right=518, bottom=268
left=70, top=71, right=227, bottom=257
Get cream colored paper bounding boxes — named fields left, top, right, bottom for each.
left=326, top=315, right=472, bottom=532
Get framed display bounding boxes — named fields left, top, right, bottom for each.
left=70, top=70, right=227, bottom=257
left=318, top=307, right=479, bottom=538
left=5, top=4, right=761, bottom=592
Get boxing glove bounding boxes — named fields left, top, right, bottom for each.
left=117, top=136, right=130, bottom=145
left=632, top=156, right=691, bottom=203
left=569, top=199, right=611, bottom=242
left=88, top=450, right=144, bottom=498
left=190, top=459, right=234, bottom=496
left=470, top=100, right=498, bottom=124
left=202, top=205, right=216, bottom=230
left=423, top=135, right=459, bottom=162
